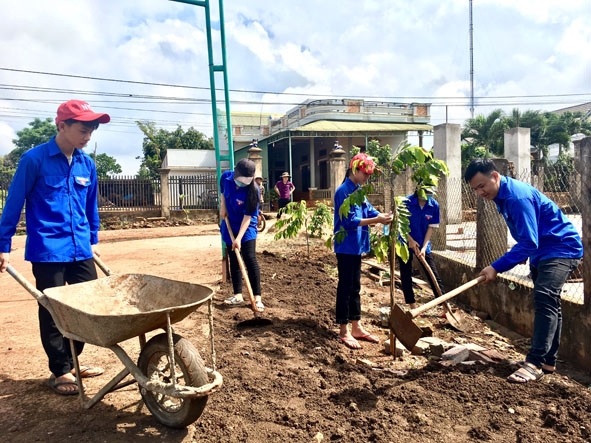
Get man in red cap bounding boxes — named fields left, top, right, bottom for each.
left=0, top=100, right=110, bottom=395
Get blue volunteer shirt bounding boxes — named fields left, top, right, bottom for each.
left=219, top=170, right=259, bottom=245
left=405, top=194, right=440, bottom=254
left=492, top=176, right=583, bottom=273
left=333, top=177, right=379, bottom=255
left=0, top=137, right=100, bottom=262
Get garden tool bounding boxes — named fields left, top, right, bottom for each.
left=224, top=217, right=272, bottom=327
left=415, top=253, right=464, bottom=331
left=390, top=276, right=485, bottom=350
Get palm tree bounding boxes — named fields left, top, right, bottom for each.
left=461, top=109, right=508, bottom=165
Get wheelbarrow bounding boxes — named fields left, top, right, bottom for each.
left=6, top=256, right=223, bottom=428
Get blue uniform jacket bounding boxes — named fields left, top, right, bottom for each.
left=492, top=176, right=583, bottom=272
left=405, top=194, right=440, bottom=254
left=219, top=170, right=259, bottom=245
left=333, top=177, right=379, bottom=255
left=0, top=137, right=99, bottom=262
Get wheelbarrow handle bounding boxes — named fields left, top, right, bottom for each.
left=5, top=264, right=50, bottom=308
left=93, top=254, right=112, bottom=276
left=410, top=275, right=486, bottom=318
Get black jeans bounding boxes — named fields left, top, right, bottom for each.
left=397, top=252, right=445, bottom=304
left=335, top=253, right=362, bottom=324
left=527, top=258, right=580, bottom=368
left=277, top=198, right=290, bottom=218
left=227, top=239, right=261, bottom=296
left=32, top=259, right=97, bottom=377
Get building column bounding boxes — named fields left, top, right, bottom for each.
left=309, top=138, right=316, bottom=188
left=328, top=146, right=347, bottom=200
left=248, top=145, right=263, bottom=178
left=504, top=127, right=531, bottom=182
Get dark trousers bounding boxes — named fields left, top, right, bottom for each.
left=397, top=252, right=445, bottom=304
left=277, top=198, right=290, bottom=218
left=32, top=259, right=97, bottom=377
left=227, top=239, right=261, bottom=296
left=527, top=258, right=580, bottom=368
left=335, top=253, right=362, bottom=324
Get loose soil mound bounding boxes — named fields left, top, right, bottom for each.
left=0, top=224, right=589, bottom=442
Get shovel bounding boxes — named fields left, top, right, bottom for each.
left=415, top=252, right=463, bottom=331
left=224, top=217, right=272, bottom=327
left=390, top=276, right=485, bottom=350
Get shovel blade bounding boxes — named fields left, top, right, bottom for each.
left=389, top=304, right=423, bottom=351
left=237, top=317, right=273, bottom=328
left=445, top=309, right=464, bottom=331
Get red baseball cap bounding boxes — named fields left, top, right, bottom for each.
left=55, top=100, right=110, bottom=125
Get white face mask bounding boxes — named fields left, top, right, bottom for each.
left=234, top=179, right=248, bottom=188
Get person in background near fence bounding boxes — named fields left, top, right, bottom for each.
left=397, top=186, right=445, bottom=309
left=334, top=153, right=393, bottom=350
left=0, top=100, right=109, bottom=395
left=255, top=175, right=265, bottom=229
left=255, top=175, right=265, bottom=204
left=274, top=172, right=295, bottom=218
left=220, top=159, right=265, bottom=311
left=464, top=158, right=582, bottom=384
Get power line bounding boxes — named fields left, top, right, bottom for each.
left=1, top=67, right=589, bottom=102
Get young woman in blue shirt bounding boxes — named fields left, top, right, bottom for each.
left=219, top=159, right=264, bottom=311
left=333, top=154, right=393, bottom=350
left=397, top=188, right=445, bottom=309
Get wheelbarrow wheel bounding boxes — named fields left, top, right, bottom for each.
left=138, top=333, right=209, bottom=428
left=256, top=215, right=266, bottom=233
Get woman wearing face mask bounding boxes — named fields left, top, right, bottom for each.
left=219, top=158, right=264, bottom=310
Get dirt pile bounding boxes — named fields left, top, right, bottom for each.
left=1, top=225, right=590, bottom=442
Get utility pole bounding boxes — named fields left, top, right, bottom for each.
left=469, top=0, right=474, bottom=118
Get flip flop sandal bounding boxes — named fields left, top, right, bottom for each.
left=338, top=336, right=362, bottom=350
left=507, top=363, right=544, bottom=383
left=72, top=366, right=104, bottom=378
left=514, top=360, right=555, bottom=375
left=47, top=375, right=81, bottom=396
left=352, top=333, right=380, bottom=344
left=541, top=364, right=556, bottom=374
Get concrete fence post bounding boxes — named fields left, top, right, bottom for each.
left=580, top=136, right=591, bottom=308
left=158, top=168, right=171, bottom=218
left=475, top=159, right=508, bottom=269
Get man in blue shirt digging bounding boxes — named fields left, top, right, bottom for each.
left=0, top=100, right=110, bottom=395
left=464, top=158, right=582, bottom=384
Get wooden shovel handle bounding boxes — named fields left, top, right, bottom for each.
left=224, top=217, right=260, bottom=313
left=415, top=252, right=455, bottom=315
left=415, top=252, right=443, bottom=298
left=410, top=276, right=485, bottom=318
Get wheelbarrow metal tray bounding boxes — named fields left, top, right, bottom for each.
left=42, top=274, right=213, bottom=347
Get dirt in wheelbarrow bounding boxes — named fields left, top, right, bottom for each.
left=1, top=222, right=591, bottom=443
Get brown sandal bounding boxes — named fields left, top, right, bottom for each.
left=507, top=363, right=544, bottom=383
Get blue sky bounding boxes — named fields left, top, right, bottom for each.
left=0, top=0, right=589, bottom=173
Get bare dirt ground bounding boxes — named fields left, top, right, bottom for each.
left=1, top=221, right=590, bottom=443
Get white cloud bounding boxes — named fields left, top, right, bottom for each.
left=0, top=0, right=589, bottom=174
left=0, top=122, right=16, bottom=156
